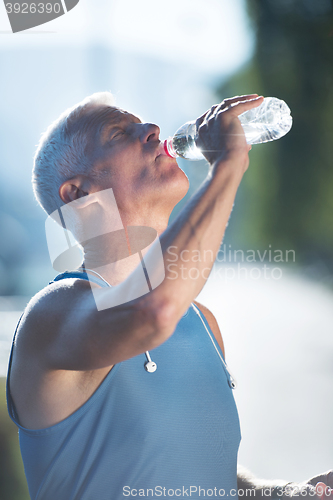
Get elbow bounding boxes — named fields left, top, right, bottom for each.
left=155, top=299, right=179, bottom=340
left=138, top=296, right=179, bottom=349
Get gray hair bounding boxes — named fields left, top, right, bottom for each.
left=32, top=91, right=116, bottom=215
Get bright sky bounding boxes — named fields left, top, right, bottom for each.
left=107, top=0, right=254, bottom=74
left=0, top=0, right=254, bottom=76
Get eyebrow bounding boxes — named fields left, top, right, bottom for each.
left=98, top=109, right=141, bottom=144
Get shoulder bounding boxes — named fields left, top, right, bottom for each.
left=24, top=276, right=97, bottom=320
left=15, top=277, right=99, bottom=356
left=193, top=300, right=225, bottom=357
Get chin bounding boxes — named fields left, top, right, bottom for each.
left=167, top=166, right=190, bottom=203
left=178, top=168, right=190, bottom=197
left=147, top=161, right=189, bottom=208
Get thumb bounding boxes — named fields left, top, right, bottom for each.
left=316, top=482, right=332, bottom=499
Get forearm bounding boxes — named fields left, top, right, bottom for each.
left=149, top=156, right=246, bottom=320
left=237, top=465, right=288, bottom=498
left=237, top=465, right=317, bottom=500
left=74, top=157, right=246, bottom=365
left=144, top=96, right=261, bottom=323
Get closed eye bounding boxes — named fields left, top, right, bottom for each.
left=107, top=128, right=126, bottom=142
left=111, top=130, right=125, bottom=140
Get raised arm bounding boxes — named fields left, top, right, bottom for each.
left=23, top=95, right=263, bottom=371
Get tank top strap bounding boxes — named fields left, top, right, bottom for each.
left=49, top=270, right=110, bottom=288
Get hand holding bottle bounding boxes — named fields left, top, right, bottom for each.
left=164, top=95, right=292, bottom=162
left=194, top=94, right=264, bottom=168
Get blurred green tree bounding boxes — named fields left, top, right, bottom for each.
left=0, top=379, right=29, bottom=500
left=217, top=0, right=333, bottom=273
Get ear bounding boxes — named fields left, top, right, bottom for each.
left=59, top=176, right=89, bottom=204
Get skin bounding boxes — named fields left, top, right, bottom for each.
left=60, top=108, right=190, bottom=284
left=10, top=95, right=259, bottom=430
left=8, top=94, right=331, bottom=497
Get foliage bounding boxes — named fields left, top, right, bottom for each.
left=217, top=0, right=333, bottom=274
left=0, top=378, right=29, bottom=500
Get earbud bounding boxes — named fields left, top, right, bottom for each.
left=145, top=361, right=157, bottom=373
left=228, top=379, right=237, bottom=390
left=144, top=351, right=157, bottom=373
left=143, top=311, right=238, bottom=390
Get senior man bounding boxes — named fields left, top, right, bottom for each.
left=6, top=92, right=332, bottom=499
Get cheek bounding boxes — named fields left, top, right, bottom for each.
left=107, top=151, right=143, bottom=186
left=113, top=171, right=147, bottom=209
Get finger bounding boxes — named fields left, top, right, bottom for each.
left=204, top=103, right=221, bottom=121
left=221, top=94, right=259, bottom=107
left=218, top=95, right=264, bottom=116
left=316, top=483, right=327, bottom=500
left=196, top=103, right=220, bottom=129
left=209, top=95, right=259, bottom=119
left=316, top=482, right=333, bottom=499
left=196, top=94, right=259, bottom=128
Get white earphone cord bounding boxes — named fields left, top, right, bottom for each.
left=78, top=267, right=156, bottom=373
left=192, top=305, right=237, bottom=389
left=77, top=269, right=235, bottom=386
left=78, top=267, right=112, bottom=287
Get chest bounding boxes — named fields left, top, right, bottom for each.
left=102, top=307, right=240, bottom=441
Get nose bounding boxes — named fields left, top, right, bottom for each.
left=139, top=123, right=160, bottom=143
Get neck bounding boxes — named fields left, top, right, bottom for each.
left=82, top=215, right=169, bottom=286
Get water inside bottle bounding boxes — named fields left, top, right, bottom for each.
left=172, top=122, right=205, bottom=160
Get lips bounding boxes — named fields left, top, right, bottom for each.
left=156, top=142, right=168, bottom=159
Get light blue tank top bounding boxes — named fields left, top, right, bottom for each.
left=7, top=271, right=241, bottom=500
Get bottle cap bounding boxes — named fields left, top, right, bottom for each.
left=163, top=138, right=177, bottom=158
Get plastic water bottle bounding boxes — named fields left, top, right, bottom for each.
left=163, top=97, right=293, bottom=161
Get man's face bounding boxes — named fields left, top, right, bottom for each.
left=88, top=106, right=189, bottom=221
